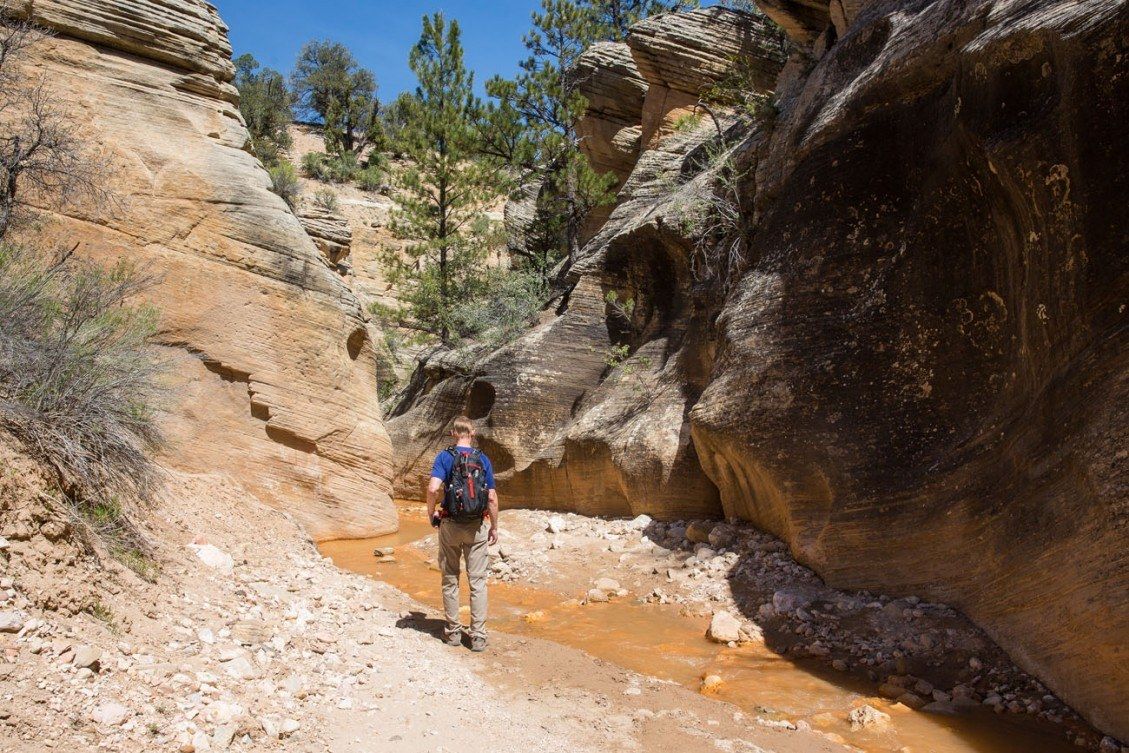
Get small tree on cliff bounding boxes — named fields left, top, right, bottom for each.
left=481, top=0, right=616, bottom=275
left=381, top=13, right=500, bottom=344
left=290, top=40, right=382, bottom=155
left=234, top=53, right=293, bottom=165
left=0, top=13, right=110, bottom=238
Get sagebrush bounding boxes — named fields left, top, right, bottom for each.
left=0, top=243, right=164, bottom=505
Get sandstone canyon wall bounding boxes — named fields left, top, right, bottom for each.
left=4, top=0, right=396, bottom=540
left=388, top=3, right=1127, bottom=739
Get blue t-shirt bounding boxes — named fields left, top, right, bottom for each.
left=431, top=447, right=496, bottom=490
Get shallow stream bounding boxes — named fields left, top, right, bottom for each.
left=320, top=506, right=1077, bottom=753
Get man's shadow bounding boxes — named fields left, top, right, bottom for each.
left=395, top=610, right=449, bottom=642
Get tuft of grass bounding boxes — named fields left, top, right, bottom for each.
left=89, top=600, right=114, bottom=627
left=312, top=188, right=339, bottom=212
left=672, top=113, right=703, bottom=133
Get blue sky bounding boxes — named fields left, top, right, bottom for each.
left=216, top=1, right=719, bottom=100
left=217, top=1, right=554, bottom=99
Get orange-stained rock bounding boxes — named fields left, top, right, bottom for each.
left=6, top=0, right=396, bottom=540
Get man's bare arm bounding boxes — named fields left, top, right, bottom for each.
left=487, top=489, right=499, bottom=544
left=427, top=477, right=443, bottom=524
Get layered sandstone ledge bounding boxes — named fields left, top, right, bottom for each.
left=4, top=0, right=396, bottom=539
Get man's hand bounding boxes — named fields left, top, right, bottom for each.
left=487, top=525, right=498, bottom=545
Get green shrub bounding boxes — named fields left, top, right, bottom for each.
left=301, top=151, right=326, bottom=178
left=268, top=160, right=300, bottom=208
left=0, top=243, right=164, bottom=504
left=449, top=270, right=547, bottom=346
left=312, top=188, right=339, bottom=212
left=301, top=150, right=360, bottom=184
left=356, top=164, right=385, bottom=192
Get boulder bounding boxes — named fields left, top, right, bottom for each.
left=847, top=704, right=889, bottom=731
left=71, top=645, right=101, bottom=670
left=707, top=611, right=742, bottom=643
left=685, top=521, right=716, bottom=544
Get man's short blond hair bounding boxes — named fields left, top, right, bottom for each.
left=451, top=415, right=475, bottom=437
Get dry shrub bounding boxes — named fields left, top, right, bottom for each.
left=0, top=243, right=164, bottom=506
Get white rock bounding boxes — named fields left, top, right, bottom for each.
left=707, top=611, right=742, bottom=643
left=586, top=589, right=610, bottom=603
left=91, top=702, right=132, bottom=726
left=198, top=628, right=215, bottom=644
left=72, top=645, right=102, bottom=670
left=222, top=656, right=258, bottom=680
left=280, top=718, right=300, bottom=735
left=189, top=544, right=234, bottom=574
left=212, top=724, right=236, bottom=749
left=546, top=515, right=567, bottom=534
left=0, top=611, right=24, bottom=633
left=627, top=514, right=652, bottom=530
left=593, top=577, right=621, bottom=592
left=260, top=717, right=279, bottom=739
left=203, top=700, right=244, bottom=725
left=192, top=729, right=212, bottom=751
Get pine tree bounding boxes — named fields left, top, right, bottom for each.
left=587, top=0, right=698, bottom=42
left=233, top=53, right=292, bottom=165
left=483, top=0, right=616, bottom=276
left=290, top=40, right=380, bottom=155
left=382, top=13, right=499, bottom=344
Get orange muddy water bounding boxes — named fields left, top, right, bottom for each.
left=321, top=507, right=1078, bottom=753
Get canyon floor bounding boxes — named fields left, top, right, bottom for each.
left=0, top=442, right=1116, bottom=753
left=0, top=460, right=847, bottom=753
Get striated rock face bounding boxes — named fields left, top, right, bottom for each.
left=297, top=205, right=353, bottom=267
left=691, top=0, right=1127, bottom=740
left=575, top=41, right=647, bottom=187
left=626, top=7, right=787, bottom=148
left=6, top=0, right=396, bottom=540
left=389, top=0, right=1127, bottom=740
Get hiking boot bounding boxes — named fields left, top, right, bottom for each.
left=471, top=637, right=487, bottom=653
left=444, top=632, right=462, bottom=647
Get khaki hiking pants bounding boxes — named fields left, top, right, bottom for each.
left=438, top=518, right=488, bottom=640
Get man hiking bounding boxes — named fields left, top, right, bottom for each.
left=427, top=415, right=499, bottom=652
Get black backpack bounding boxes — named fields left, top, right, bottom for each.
left=442, top=446, right=489, bottom=522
